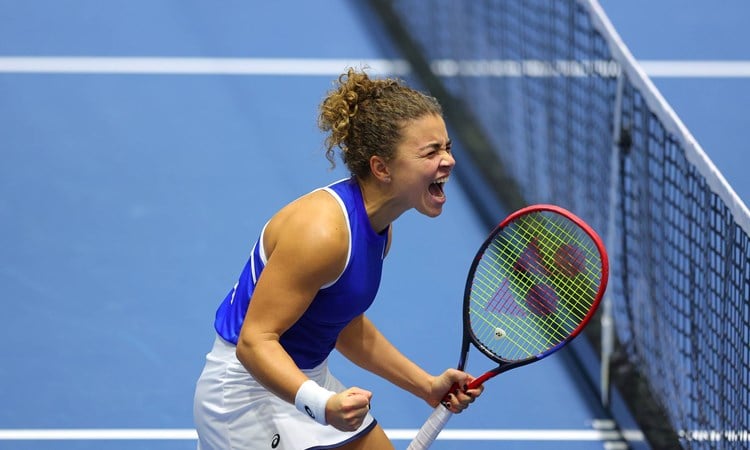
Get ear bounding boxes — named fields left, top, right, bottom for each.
left=369, top=155, right=391, bottom=183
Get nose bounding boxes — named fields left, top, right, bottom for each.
left=441, top=149, right=456, bottom=169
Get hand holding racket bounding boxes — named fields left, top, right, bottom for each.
left=408, top=204, right=609, bottom=449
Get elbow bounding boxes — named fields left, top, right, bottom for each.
left=235, top=336, right=251, bottom=366
left=234, top=331, right=279, bottom=372
left=235, top=332, right=261, bottom=372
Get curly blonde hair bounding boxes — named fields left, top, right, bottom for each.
left=318, top=68, right=443, bottom=178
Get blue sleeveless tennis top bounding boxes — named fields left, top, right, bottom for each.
left=213, top=178, right=389, bottom=369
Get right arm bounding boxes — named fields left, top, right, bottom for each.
left=234, top=193, right=371, bottom=431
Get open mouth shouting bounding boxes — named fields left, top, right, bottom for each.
left=429, top=175, right=450, bottom=202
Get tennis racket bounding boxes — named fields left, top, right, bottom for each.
left=408, top=204, right=609, bottom=450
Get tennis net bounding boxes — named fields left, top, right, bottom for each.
left=365, top=0, right=750, bottom=448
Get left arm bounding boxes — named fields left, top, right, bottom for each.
left=335, top=314, right=481, bottom=412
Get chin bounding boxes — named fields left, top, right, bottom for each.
left=419, top=205, right=444, bottom=218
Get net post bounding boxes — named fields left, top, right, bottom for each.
left=601, top=67, right=625, bottom=408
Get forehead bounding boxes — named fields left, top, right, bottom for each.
left=398, top=114, right=448, bottom=145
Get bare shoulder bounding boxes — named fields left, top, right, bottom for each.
left=262, top=189, right=349, bottom=282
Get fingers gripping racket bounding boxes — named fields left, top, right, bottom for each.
left=408, top=204, right=609, bottom=450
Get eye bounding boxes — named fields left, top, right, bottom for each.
left=434, top=144, right=451, bottom=157
left=421, top=146, right=439, bottom=158
left=420, top=141, right=451, bottom=158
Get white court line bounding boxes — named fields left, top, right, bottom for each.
left=639, top=60, right=750, bottom=77
left=0, top=57, right=749, bottom=77
left=0, top=429, right=197, bottom=441
left=3, top=428, right=747, bottom=442
left=0, top=57, right=409, bottom=76
left=0, top=428, right=645, bottom=442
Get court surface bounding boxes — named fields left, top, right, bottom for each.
left=1, top=1, right=747, bottom=449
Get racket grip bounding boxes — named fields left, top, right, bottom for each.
left=406, top=405, right=454, bottom=450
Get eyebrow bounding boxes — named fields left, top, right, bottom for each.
left=420, top=139, right=452, bottom=151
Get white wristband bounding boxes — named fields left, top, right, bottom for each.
left=294, top=380, right=335, bottom=426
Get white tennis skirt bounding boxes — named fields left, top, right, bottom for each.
left=193, top=335, right=376, bottom=450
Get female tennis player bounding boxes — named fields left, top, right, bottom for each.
left=193, top=68, right=483, bottom=450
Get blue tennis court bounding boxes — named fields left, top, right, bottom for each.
left=1, top=1, right=748, bottom=449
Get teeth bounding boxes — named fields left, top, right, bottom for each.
left=434, top=175, right=449, bottom=184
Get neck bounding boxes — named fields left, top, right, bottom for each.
left=356, top=176, right=406, bottom=233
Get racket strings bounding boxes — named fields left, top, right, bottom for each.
left=469, top=211, right=604, bottom=361
left=472, top=260, right=586, bottom=357
left=473, top=259, right=569, bottom=352
left=471, top=267, right=571, bottom=356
